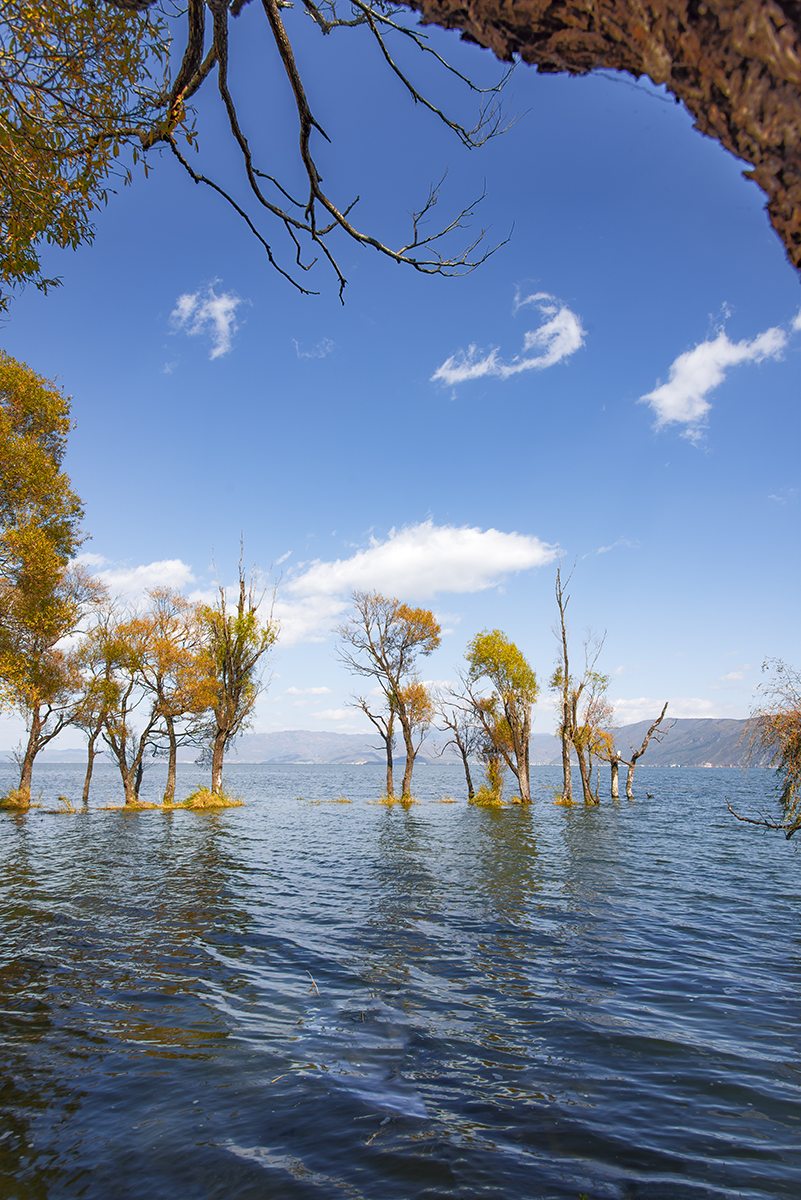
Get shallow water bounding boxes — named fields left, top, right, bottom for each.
left=0, top=762, right=798, bottom=1199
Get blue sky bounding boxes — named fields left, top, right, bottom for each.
left=2, top=9, right=799, bottom=746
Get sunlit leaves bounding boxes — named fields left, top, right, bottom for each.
left=0, top=0, right=167, bottom=306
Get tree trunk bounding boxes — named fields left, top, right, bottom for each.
left=164, top=717, right=177, bottom=805
left=400, top=720, right=416, bottom=799
left=82, top=730, right=99, bottom=805
left=576, top=746, right=596, bottom=805
left=211, top=729, right=226, bottom=794
left=625, top=762, right=635, bottom=800
left=560, top=711, right=573, bottom=803
left=611, top=758, right=619, bottom=799
left=123, top=768, right=138, bottom=805
left=17, top=707, right=41, bottom=804
left=460, top=746, right=475, bottom=799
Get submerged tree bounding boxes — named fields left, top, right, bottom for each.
left=437, top=694, right=483, bottom=800
left=464, top=629, right=537, bottom=804
left=199, top=563, right=278, bottom=796
left=337, top=591, right=441, bottom=798
left=0, top=352, right=95, bottom=803
left=622, top=703, right=670, bottom=799
left=138, top=588, right=218, bottom=804
left=728, top=659, right=801, bottom=839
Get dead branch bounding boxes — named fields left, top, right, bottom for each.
left=726, top=799, right=801, bottom=841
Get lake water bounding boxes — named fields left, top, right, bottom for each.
left=0, top=762, right=797, bottom=1199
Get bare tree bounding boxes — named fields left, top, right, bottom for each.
left=437, top=695, right=482, bottom=800
left=552, top=563, right=574, bottom=803
left=623, top=703, right=670, bottom=799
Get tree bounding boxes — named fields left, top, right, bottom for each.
left=0, top=0, right=168, bottom=309
left=72, top=603, right=121, bottom=804
left=623, top=702, right=670, bottom=799
left=198, top=564, right=278, bottom=795
left=552, top=563, right=574, bottom=804
left=138, top=587, right=217, bottom=804
left=0, top=352, right=93, bottom=803
left=1, top=564, right=105, bottom=802
left=337, top=591, right=441, bottom=798
left=89, top=608, right=163, bottom=805
left=464, top=628, right=537, bottom=804
left=570, top=665, right=615, bottom=805
left=551, top=567, right=606, bottom=805
left=728, top=659, right=801, bottom=839
left=437, top=695, right=483, bottom=800
left=0, top=0, right=510, bottom=308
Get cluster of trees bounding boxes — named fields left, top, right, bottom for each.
left=3, top=351, right=798, bottom=824
left=334, top=582, right=669, bottom=805
left=0, top=354, right=276, bottom=807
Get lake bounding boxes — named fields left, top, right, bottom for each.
left=0, top=762, right=797, bottom=1199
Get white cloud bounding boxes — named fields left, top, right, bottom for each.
left=610, top=696, right=744, bottom=723
left=792, top=309, right=801, bottom=332
left=79, top=556, right=196, bottom=600
left=640, top=325, right=786, bottom=441
left=170, top=283, right=244, bottom=359
left=286, top=520, right=555, bottom=601
left=432, top=292, right=584, bottom=386
left=274, top=520, right=556, bottom=646
left=718, top=671, right=744, bottom=683
left=285, top=686, right=332, bottom=695
left=316, top=708, right=353, bottom=722
left=293, top=337, right=334, bottom=359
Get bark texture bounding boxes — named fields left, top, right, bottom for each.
left=405, top=0, right=801, bottom=269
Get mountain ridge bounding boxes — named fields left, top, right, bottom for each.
left=15, top=718, right=768, bottom=769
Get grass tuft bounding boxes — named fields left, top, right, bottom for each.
left=178, top=787, right=244, bottom=810
left=0, top=788, right=31, bottom=809
left=469, top=787, right=505, bottom=807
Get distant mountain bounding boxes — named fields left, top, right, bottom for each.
left=612, top=717, right=766, bottom=768
left=9, top=719, right=768, bottom=768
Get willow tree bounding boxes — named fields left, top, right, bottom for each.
left=464, top=629, right=538, bottom=804
left=338, top=591, right=440, bottom=798
left=0, top=0, right=509, bottom=309
left=199, top=565, right=278, bottom=796
left=0, top=352, right=94, bottom=804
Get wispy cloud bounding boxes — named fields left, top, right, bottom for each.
left=640, top=324, right=786, bottom=441
left=585, top=537, right=641, bottom=558
left=293, top=337, right=334, bottom=359
left=285, top=686, right=332, bottom=695
left=276, top=520, right=557, bottom=644
left=431, top=291, right=585, bottom=386
left=170, top=282, right=245, bottom=359
left=611, top=696, right=743, bottom=723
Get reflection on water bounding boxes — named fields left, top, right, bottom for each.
left=0, top=762, right=798, bottom=1199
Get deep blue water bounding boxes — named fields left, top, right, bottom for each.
left=0, top=762, right=798, bottom=1199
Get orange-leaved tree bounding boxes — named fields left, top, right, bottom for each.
left=0, top=351, right=96, bottom=804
